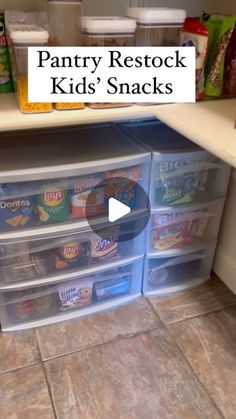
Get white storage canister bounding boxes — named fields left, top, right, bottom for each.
left=83, top=16, right=136, bottom=46
left=126, top=7, right=186, bottom=46
left=48, top=0, right=83, bottom=46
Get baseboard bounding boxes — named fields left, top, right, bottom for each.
left=213, top=245, right=236, bottom=294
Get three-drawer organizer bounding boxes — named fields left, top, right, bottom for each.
left=0, top=124, right=150, bottom=331
left=120, top=119, right=231, bottom=296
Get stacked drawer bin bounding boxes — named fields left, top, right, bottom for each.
left=0, top=124, right=150, bottom=331
left=120, top=119, right=231, bottom=296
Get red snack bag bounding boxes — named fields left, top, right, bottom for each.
left=182, top=18, right=208, bottom=100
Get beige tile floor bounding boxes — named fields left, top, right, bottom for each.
left=0, top=274, right=236, bottom=419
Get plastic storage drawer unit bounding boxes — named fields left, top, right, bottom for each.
left=120, top=119, right=231, bottom=296
left=143, top=245, right=216, bottom=296
left=0, top=256, right=144, bottom=331
left=0, top=124, right=150, bottom=330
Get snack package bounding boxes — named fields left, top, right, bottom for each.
left=52, top=240, right=90, bottom=271
left=0, top=14, right=13, bottom=93
left=9, top=291, right=33, bottom=322
left=70, top=176, right=104, bottom=219
left=224, top=28, right=236, bottom=95
left=90, top=227, right=120, bottom=263
left=1, top=242, right=48, bottom=282
left=186, top=212, right=209, bottom=242
left=35, top=184, right=70, bottom=225
left=155, top=154, right=209, bottom=206
left=202, top=13, right=236, bottom=97
left=105, top=165, right=141, bottom=209
left=152, top=213, right=189, bottom=251
left=33, top=290, right=54, bottom=316
left=182, top=18, right=208, bottom=100
left=94, top=275, right=130, bottom=301
left=0, top=195, right=34, bottom=230
left=58, top=278, right=93, bottom=311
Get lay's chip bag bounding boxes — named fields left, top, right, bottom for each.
left=35, top=182, right=70, bottom=225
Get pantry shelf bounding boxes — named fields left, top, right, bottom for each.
left=1, top=94, right=236, bottom=167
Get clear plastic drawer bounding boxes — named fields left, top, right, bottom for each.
left=0, top=215, right=146, bottom=289
left=147, top=199, right=225, bottom=256
left=143, top=244, right=216, bottom=296
left=119, top=119, right=231, bottom=209
left=0, top=256, right=144, bottom=331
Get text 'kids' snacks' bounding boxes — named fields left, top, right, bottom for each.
left=52, top=240, right=90, bottom=271
left=58, top=278, right=93, bottom=311
left=182, top=18, right=208, bottom=100
left=70, top=176, right=104, bottom=219
left=35, top=183, right=70, bottom=225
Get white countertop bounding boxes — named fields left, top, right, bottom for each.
left=0, top=94, right=236, bottom=167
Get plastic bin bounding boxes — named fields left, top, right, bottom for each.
left=126, top=7, right=186, bottom=46
left=147, top=199, right=225, bottom=256
left=119, top=119, right=231, bottom=208
left=0, top=217, right=146, bottom=288
left=10, top=25, right=52, bottom=114
left=143, top=244, right=215, bottom=296
left=83, top=16, right=136, bottom=109
left=0, top=256, right=144, bottom=331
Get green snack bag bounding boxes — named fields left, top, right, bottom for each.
left=201, top=13, right=236, bottom=97
left=0, top=13, right=14, bottom=93
left=35, top=183, right=70, bottom=225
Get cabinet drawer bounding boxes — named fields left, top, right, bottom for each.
left=143, top=245, right=215, bottom=296
left=0, top=256, right=144, bottom=331
left=147, top=199, right=225, bottom=257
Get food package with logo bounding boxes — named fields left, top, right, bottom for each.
left=35, top=181, right=70, bottom=225
left=57, top=277, right=93, bottom=311
left=0, top=183, right=35, bottom=230
left=152, top=209, right=210, bottom=252
left=155, top=154, right=209, bottom=206
left=105, top=165, right=141, bottom=209
left=51, top=239, right=91, bottom=271
left=0, top=13, right=14, bottom=93
left=70, top=175, right=105, bottom=219
left=0, top=242, right=48, bottom=283
left=90, top=227, right=120, bottom=263
left=93, top=274, right=131, bottom=302
left=201, top=13, right=236, bottom=97
left=152, top=213, right=189, bottom=251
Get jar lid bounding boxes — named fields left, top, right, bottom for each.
left=10, top=25, right=49, bottom=44
left=83, top=16, right=136, bottom=34
left=126, top=8, right=186, bottom=26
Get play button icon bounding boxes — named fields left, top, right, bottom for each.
left=86, top=176, right=150, bottom=242
left=108, top=198, right=131, bottom=223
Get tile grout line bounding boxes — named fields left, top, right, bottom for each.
left=42, top=324, right=166, bottom=363
left=148, top=299, right=236, bottom=327
left=35, top=330, right=58, bottom=419
left=172, top=337, right=226, bottom=419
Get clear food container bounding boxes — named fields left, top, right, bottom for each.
left=48, top=0, right=84, bottom=110
left=10, top=25, right=52, bottom=114
left=83, top=16, right=136, bottom=109
left=126, top=7, right=186, bottom=46
left=48, top=0, right=83, bottom=46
